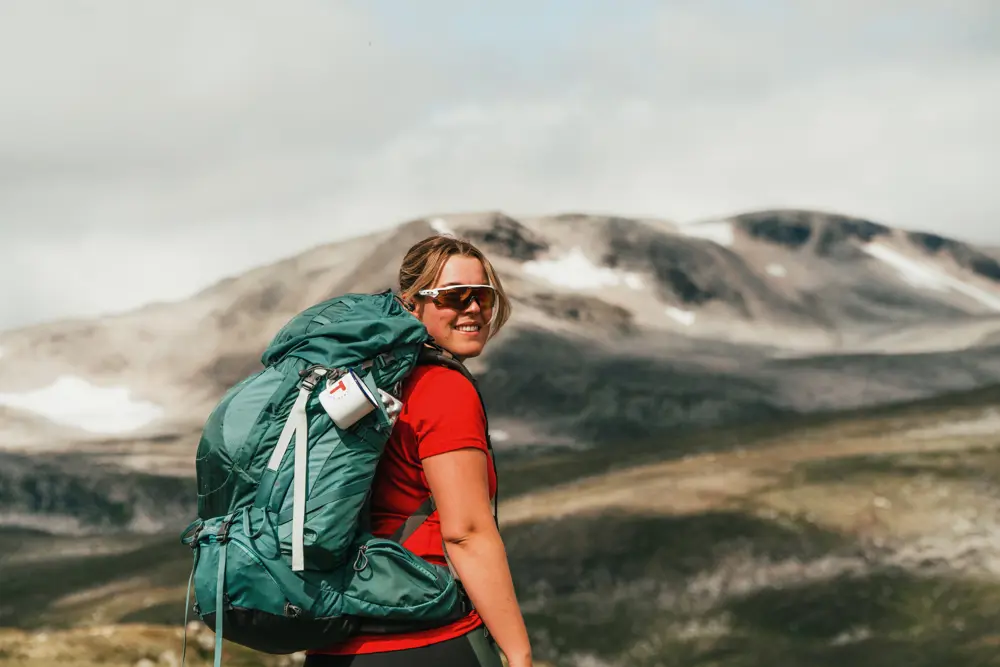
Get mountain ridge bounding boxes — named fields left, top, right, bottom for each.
left=2, top=206, right=1000, bottom=457
left=3, top=207, right=1000, bottom=667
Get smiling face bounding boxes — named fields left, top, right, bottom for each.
left=413, top=254, right=494, bottom=360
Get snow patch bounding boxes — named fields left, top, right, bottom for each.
left=678, top=222, right=734, bottom=247
left=522, top=247, right=645, bottom=290
left=666, top=306, right=696, bottom=326
left=623, top=273, right=645, bottom=290
left=429, top=218, right=455, bottom=236
left=0, top=376, right=163, bottom=434
left=863, top=243, right=948, bottom=291
left=863, top=243, right=1000, bottom=311
left=766, top=263, right=787, bottom=277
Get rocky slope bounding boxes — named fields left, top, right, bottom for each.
left=0, top=450, right=193, bottom=534
left=2, top=208, right=1000, bottom=534
left=2, top=209, right=998, bottom=417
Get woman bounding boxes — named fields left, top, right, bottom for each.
left=305, top=235, right=533, bottom=667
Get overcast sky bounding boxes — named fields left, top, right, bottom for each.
left=1, top=0, right=998, bottom=331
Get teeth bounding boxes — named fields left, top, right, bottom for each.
left=456, top=325, right=480, bottom=331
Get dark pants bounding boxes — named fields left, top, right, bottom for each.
left=303, top=627, right=503, bottom=666
left=304, top=626, right=503, bottom=667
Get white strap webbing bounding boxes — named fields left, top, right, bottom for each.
left=290, top=389, right=310, bottom=573
left=266, top=369, right=326, bottom=572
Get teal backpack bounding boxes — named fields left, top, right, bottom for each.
left=178, top=290, right=496, bottom=666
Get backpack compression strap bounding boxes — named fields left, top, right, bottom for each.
left=265, top=366, right=328, bottom=572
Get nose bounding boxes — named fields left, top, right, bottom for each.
left=463, top=296, right=482, bottom=315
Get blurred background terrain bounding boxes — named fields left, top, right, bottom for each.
left=3, top=212, right=1000, bottom=667
left=2, top=2, right=999, bottom=666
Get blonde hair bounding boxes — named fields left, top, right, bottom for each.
left=398, top=235, right=512, bottom=338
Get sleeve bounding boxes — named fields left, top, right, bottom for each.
left=409, top=367, right=488, bottom=460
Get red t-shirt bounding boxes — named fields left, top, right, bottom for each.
left=308, top=364, right=498, bottom=656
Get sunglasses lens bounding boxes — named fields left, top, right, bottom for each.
left=435, top=286, right=495, bottom=309
left=471, top=286, right=496, bottom=309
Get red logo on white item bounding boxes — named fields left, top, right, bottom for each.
left=328, top=378, right=348, bottom=397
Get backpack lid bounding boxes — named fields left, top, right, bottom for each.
left=260, top=291, right=430, bottom=374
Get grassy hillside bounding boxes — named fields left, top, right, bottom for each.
left=2, top=385, right=999, bottom=666
left=498, top=386, right=1000, bottom=665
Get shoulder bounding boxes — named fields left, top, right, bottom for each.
left=402, top=364, right=487, bottom=459
left=405, top=364, right=481, bottom=405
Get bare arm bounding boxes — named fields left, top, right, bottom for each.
left=423, top=448, right=532, bottom=667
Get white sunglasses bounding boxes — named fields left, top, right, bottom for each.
left=416, top=284, right=496, bottom=310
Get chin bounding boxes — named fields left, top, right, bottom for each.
left=457, top=346, right=484, bottom=359
left=440, top=336, right=486, bottom=360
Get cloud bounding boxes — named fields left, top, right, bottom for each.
left=0, top=0, right=998, bottom=330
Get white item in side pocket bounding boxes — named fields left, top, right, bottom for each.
left=318, top=370, right=378, bottom=429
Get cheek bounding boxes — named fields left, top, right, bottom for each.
left=424, top=309, right=454, bottom=336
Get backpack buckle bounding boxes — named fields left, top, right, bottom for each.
left=216, top=513, right=237, bottom=543
left=298, top=365, right=329, bottom=391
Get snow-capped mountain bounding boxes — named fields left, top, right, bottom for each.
left=1, top=209, right=999, bottom=461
